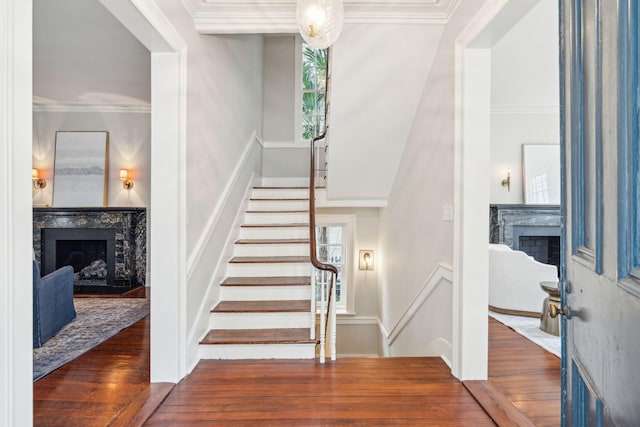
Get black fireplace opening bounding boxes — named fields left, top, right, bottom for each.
left=518, top=235, right=561, bottom=272
left=512, top=225, right=561, bottom=276
left=57, top=239, right=108, bottom=283
left=42, top=228, right=123, bottom=294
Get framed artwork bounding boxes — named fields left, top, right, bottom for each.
left=53, top=131, right=109, bottom=207
left=522, top=144, right=560, bottom=205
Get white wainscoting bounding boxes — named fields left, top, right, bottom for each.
left=378, top=263, right=453, bottom=366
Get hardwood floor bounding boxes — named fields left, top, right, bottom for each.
left=33, top=317, right=172, bottom=427
left=145, top=358, right=494, bottom=426
left=487, top=317, right=561, bottom=426
left=33, top=316, right=561, bottom=426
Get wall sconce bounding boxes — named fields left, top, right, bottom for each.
left=501, top=169, right=511, bottom=192
left=32, top=168, right=47, bottom=190
left=359, top=250, right=374, bottom=271
left=119, top=169, right=134, bottom=190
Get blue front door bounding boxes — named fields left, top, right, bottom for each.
left=560, top=0, right=640, bottom=424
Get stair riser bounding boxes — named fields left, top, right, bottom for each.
left=219, top=285, right=310, bottom=301
left=248, top=200, right=308, bottom=211
left=199, top=343, right=316, bottom=360
left=239, top=227, right=309, bottom=240
left=244, top=212, right=309, bottom=224
left=251, top=189, right=309, bottom=199
left=233, top=244, right=309, bottom=257
left=209, top=312, right=311, bottom=329
left=226, top=263, right=311, bottom=277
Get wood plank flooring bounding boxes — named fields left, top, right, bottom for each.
left=145, top=358, right=494, bottom=426
left=33, top=316, right=561, bottom=426
left=486, top=317, right=561, bottom=426
left=33, top=317, right=172, bottom=427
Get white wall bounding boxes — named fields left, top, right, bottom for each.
left=33, top=0, right=150, bottom=108
left=263, top=36, right=295, bottom=142
left=32, top=111, right=151, bottom=208
left=490, top=0, right=559, bottom=204
left=376, top=0, right=487, bottom=361
left=153, top=0, right=265, bottom=371
left=327, top=23, right=445, bottom=201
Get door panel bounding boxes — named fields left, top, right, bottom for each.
left=562, top=0, right=640, bottom=425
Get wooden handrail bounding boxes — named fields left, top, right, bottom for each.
left=308, top=47, right=338, bottom=341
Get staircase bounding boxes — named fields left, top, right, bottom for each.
left=199, top=185, right=318, bottom=359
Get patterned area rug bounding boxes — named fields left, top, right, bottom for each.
left=33, top=298, right=150, bottom=381
left=489, top=310, right=561, bottom=358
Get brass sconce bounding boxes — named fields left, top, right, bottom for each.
left=359, top=250, right=374, bottom=271
left=32, top=168, right=47, bottom=190
left=501, top=169, right=511, bottom=192
left=119, top=169, right=134, bottom=190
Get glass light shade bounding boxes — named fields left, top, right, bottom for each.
left=32, top=168, right=39, bottom=179
left=119, top=169, right=129, bottom=179
left=296, top=0, right=344, bottom=49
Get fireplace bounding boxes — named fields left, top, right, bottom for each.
left=490, top=204, right=561, bottom=273
left=42, top=228, right=116, bottom=288
left=33, top=207, right=146, bottom=295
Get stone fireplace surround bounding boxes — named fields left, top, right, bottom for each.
left=33, top=207, right=146, bottom=293
left=490, top=204, right=561, bottom=270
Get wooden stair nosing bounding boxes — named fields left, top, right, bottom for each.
left=241, top=223, right=309, bottom=228
left=246, top=210, right=309, bottom=214
left=463, top=380, right=536, bottom=427
left=222, top=276, right=311, bottom=286
left=235, top=239, right=310, bottom=245
left=212, top=300, right=310, bottom=313
left=249, top=198, right=309, bottom=201
left=229, top=256, right=310, bottom=264
left=200, top=328, right=317, bottom=345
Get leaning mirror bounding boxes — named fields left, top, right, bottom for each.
left=53, top=131, right=109, bottom=207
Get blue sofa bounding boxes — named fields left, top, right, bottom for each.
left=33, top=260, right=76, bottom=348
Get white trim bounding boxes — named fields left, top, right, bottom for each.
left=337, top=353, right=380, bottom=358
left=32, top=102, right=151, bottom=114
left=336, top=316, right=378, bottom=325
left=1, top=0, right=33, bottom=423
left=190, top=0, right=460, bottom=34
left=187, top=132, right=261, bottom=277
left=261, top=141, right=308, bottom=149
left=491, top=104, right=560, bottom=114
left=381, top=263, right=453, bottom=345
left=100, top=0, right=189, bottom=383
left=315, top=190, right=388, bottom=208
left=453, top=0, right=538, bottom=381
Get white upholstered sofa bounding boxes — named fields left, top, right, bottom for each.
left=488, top=243, right=558, bottom=317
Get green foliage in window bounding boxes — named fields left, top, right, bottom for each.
left=302, top=45, right=328, bottom=140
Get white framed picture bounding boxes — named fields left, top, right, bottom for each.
left=522, top=144, right=560, bottom=205
left=53, top=131, right=109, bottom=207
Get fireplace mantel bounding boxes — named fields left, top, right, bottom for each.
left=33, top=207, right=146, bottom=293
left=489, top=204, right=561, bottom=247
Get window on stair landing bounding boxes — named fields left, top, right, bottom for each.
left=315, top=223, right=347, bottom=313
left=301, top=43, right=327, bottom=140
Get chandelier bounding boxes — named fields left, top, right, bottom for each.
left=296, top=0, right=344, bottom=49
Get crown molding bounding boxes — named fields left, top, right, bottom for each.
left=32, top=101, right=151, bottom=113
left=188, top=0, right=460, bottom=34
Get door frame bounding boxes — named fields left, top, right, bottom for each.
left=1, top=2, right=188, bottom=424
left=452, top=0, right=541, bottom=380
